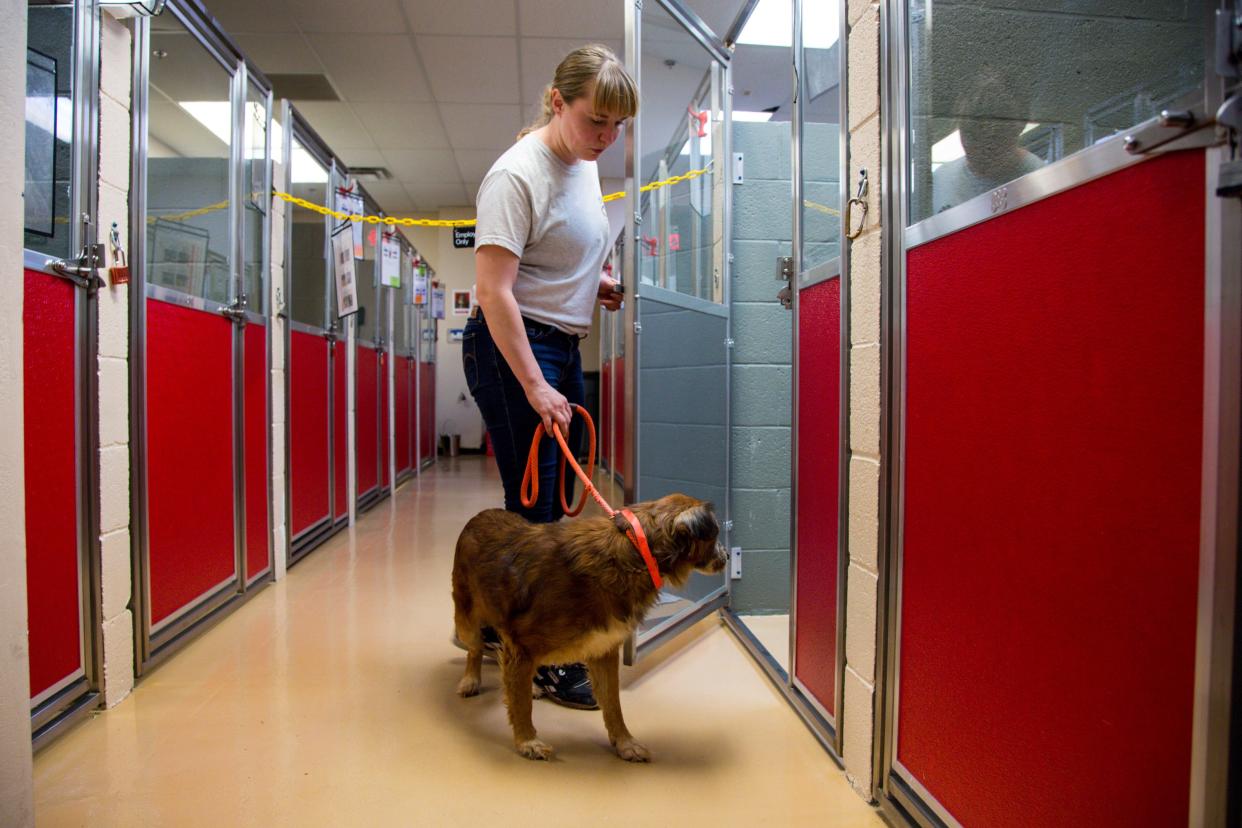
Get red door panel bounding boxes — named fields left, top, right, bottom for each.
left=290, top=331, right=331, bottom=535
left=23, top=270, right=82, bottom=699
left=381, top=353, right=390, bottom=488
left=794, top=277, right=840, bottom=716
left=395, top=356, right=411, bottom=474
left=356, top=345, right=378, bottom=495
left=244, top=323, right=269, bottom=580
left=334, top=340, right=347, bottom=520
left=419, top=361, right=435, bottom=462
left=898, top=152, right=1204, bottom=826
left=146, top=299, right=236, bottom=625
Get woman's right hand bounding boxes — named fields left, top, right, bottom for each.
left=525, top=380, right=572, bottom=438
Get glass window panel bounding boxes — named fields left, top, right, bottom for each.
left=288, top=135, right=329, bottom=328
left=145, top=15, right=234, bottom=303
left=394, top=243, right=410, bottom=351
left=354, top=195, right=379, bottom=342
left=242, top=80, right=268, bottom=313
left=25, top=4, right=75, bottom=259
left=639, top=1, right=723, bottom=302
left=908, top=0, right=1207, bottom=224
left=800, top=3, right=841, bottom=273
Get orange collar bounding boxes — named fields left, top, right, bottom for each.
left=619, top=509, right=662, bottom=590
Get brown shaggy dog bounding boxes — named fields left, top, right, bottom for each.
left=452, top=493, right=727, bottom=761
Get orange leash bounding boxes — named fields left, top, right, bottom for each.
left=519, top=405, right=662, bottom=589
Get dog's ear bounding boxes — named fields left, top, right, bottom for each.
left=674, top=501, right=718, bottom=542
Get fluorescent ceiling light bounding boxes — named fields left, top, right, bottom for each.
left=737, top=0, right=838, bottom=49
left=291, top=143, right=328, bottom=184
left=180, top=100, right=268, bottom=159
left=732, top=110, right=774, bottom=122
left=931, top=129, right=964, bottom=166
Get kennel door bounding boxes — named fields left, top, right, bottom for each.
left=623, top=0, right=732, bottom=664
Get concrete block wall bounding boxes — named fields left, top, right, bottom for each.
left=96, top=10, right=133, bottom=709
left=728, top=119, right=841, bottom=614
left=729, top=121, right=793, bottom=613
left=841, top=0, right=883, bottom=800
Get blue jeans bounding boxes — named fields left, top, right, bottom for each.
left=462, top=311, right=585, bottom=523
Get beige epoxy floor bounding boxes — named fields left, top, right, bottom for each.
left=34, top=457, right=884, bottom=827
left=737, top=614, right=792, bottom=675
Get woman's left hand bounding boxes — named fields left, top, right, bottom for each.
left=598, top=275, right=623, bottom=311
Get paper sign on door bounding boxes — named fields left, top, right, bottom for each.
left=381, top=234, right=401, bottom=287
left=332, top=225, right=358, bottom=317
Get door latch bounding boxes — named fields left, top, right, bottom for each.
left=220, top=294, right=248, bottom=324
left=47, top=243, right=105, bottom=292
left=776, top=256, right=794, bottom=310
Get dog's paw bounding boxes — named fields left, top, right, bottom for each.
left=456, top=675, right=481, bottom=697
left=517, top=738, right=554, bottom=761
left=614, top=738, right=651, bottom=763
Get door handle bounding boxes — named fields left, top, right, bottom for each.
left=219, top=294, right=248, bottom=324
left=47, top=243, right=105, bottom=292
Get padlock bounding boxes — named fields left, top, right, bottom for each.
left=107, top=223, right=130, bottom=286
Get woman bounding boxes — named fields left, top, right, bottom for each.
left=461, top=45, right=637, bottom=709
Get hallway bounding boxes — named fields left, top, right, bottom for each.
left=32, top=457, right=883, bottom=826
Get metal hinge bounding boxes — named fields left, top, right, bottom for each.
left=633, top=321, right=642, bottom=335
left=723, top=519, right=733, bottom=532
left=776, top=256, right=794, bottom=281
left=725, top=337, right=735, bottom=349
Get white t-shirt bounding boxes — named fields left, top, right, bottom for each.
left=474, top=133, right=610, bottom=336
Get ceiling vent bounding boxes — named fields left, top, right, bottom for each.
left=351, top=167, right=393, bottom=182
left=268, top=74, right=339, bottom=102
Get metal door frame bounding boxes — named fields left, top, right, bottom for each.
left=26, top=0, right=105, bottom=748
left=874, top=0, right=1240, bottom=822
left=622, top=0, right=734, bottom=665
left=354, top=185, right=388, bottom=511
left=130, top=0, right=275, bottom=673
left=284, top=103, right=347, bottom=560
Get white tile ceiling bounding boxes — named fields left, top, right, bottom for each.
left=199, top=0, right=754, bottom=216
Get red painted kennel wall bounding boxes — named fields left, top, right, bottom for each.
left=334, top=340, right=347, bottom=520
left=794, top=277, right=839, bottom=717
left=244, top=323, right=270, bottom=580
left=23, top=270, right=81, bottom=698
left=146, top=299, right=236, bottom=624
left=356, top=344, right=378, bottom=496
left=290, top=331, right=331, bottom=536
left=898, top=151, right=1204, bottom=826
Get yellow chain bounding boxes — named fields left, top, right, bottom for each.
left=274, top=166, right=713, bottom=226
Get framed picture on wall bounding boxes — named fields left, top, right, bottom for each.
left=452, top=288, right=472, bottom=316
left=148, top=218, right=209, bottom=296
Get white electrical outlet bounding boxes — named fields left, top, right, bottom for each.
left=730, top=546, right=742, bottom=580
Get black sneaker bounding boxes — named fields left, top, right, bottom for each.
left=533, top=663, right=598, bottom=710
left=450, top=626, right=503, bottom=660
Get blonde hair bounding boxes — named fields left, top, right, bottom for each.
left=517, top=44, right=638, bottom=140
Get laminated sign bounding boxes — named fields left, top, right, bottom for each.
left=431, top=286, right=446, bottom=320
left=381, top=234, right=401, bottom=287
left=335, top=189, right=365, bottom=258
left=332, top=225, right=358, bottom=317
left=413, top=263, right=429, bottom=305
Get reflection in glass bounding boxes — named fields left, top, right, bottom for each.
left=638, top=0, right=723, bottom=302
left=908, top=0, right=1206, bottom=223
left=288, top=136, right=329, bottom=328
left=146, top=14, right=234, bottom=302
left=25, top=5, right=74, bottom=259
left=799, top=4, right=841, bottom=273
left=242, top=81, right=268, bottom=313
